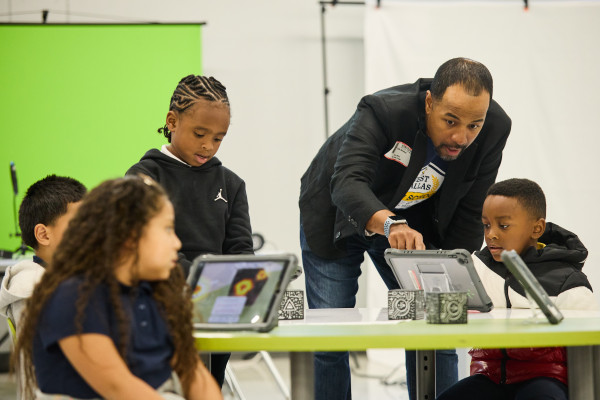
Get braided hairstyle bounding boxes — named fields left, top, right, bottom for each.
left=158, top=75, right=230, bottom=142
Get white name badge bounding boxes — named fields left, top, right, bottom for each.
left=384, top=141, right=412, bottom=167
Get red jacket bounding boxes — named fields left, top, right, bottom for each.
left=469, top=347, right=567, bottom=385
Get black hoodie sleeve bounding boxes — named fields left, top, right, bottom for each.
left=223, top=180, right=254, bottom=255
left=125, top=162, right=155, bottom=180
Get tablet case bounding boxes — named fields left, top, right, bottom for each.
left=187, top=253, right=297, bottom=332
left=500, top=250, right=564, bottom=325
left=384, top=248, right=493, bottom=312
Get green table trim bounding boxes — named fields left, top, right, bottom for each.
left=194, top=317, right=600, bottom=352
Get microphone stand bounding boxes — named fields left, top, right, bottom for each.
left=11, top=195, right=27, bottom=256
left=7, top=161, right=28, bottom=257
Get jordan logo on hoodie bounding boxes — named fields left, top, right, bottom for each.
left=214, top=189, right=228, bottom=203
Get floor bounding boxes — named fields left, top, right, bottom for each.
left=0, top=351, right=409, bottom=399
left=0, top=370, right=16, bottom=399
left=222, top=351, right=409, bottom=400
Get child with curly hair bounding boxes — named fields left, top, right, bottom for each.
left=15, top=175, right=221, bottom=399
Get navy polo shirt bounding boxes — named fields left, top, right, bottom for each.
left=33, top=255, right=46, bottom=267
left=33, top=277, right=174, bottom=398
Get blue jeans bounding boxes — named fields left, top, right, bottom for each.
left=301, top=225, right=457, bottom=400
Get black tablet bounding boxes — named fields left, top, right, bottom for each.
left=384, top=248, right=493, bottom=312
left=187, top=253, right=297, bottom=332
left=501, top=250, right=564, bottom=324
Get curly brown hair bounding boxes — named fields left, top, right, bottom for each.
left=14, top=175, right=199, bottom=398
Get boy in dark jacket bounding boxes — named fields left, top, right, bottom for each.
left=437, top=178, right=597, bottom=400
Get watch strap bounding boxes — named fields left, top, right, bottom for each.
left=384, top=217, right=407, bottom=238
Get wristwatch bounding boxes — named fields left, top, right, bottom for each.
left=384, top=216, right=407, bottom=238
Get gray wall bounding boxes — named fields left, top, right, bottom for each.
left=5, top=1, right=596, bottom=309
left=0, top=1, right=365, bottom=291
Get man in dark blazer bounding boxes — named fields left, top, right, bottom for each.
left=299, top=58, right=511, bottom=400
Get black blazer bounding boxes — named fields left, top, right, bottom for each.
left=299, top=79, right=512, bottom=259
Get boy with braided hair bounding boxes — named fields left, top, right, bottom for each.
left=127, top=75, right=254, bottom=388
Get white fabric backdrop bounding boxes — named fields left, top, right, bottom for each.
left=363, top=0, right=600, bottom=310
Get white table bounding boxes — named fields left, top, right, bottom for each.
left=195, top=308, right=600, bottom=399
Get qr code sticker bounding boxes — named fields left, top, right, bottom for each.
left=279, top=290, right=305, bottom=320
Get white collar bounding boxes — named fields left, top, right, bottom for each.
left=160, top=145, right=190, bottom=166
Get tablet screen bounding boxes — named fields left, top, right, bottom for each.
left=190, top=260, right=287, bottom=325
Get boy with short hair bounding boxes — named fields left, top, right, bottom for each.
left=437, top=178, right=597, bottom=400
left=0, top=175, right=86, bottom=330
left=126, top=75, right=254, bottom=388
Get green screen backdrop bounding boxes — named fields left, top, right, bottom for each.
left=0, top=23, right=203, bottom=252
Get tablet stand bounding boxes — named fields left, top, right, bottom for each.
left=419, top=272, right=451, bottom=292
left=524, top=291, right=544, bottom=322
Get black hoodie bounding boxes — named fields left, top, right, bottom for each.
left=126, top=149, right=254, bottom=273
left=475, top=222, right=592, bottom=304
